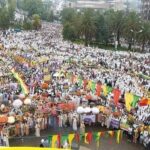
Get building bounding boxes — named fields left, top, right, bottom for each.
left=141, top=0, right=150, bottom=20
left=14, top=9, right=28, bottom=22
left=65, top=0, right=126, bottom=11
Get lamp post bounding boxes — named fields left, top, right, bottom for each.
left=130, top=29, right=143, bottom=52
left=112, top=33, right=118, bottom=51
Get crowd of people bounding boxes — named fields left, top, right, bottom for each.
left=0, top=22, right=149, bottom=149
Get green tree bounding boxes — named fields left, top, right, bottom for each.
left=23, top=18, right=33, bottom=30
left=41, top=10, right=54, bottom=22
left=63, top=22, right=77, bottom=41
left=72, top=12, right=82, bottom=39
left=32, top=14, right=41, bottom=30
left=80, top=9, right=96, bottom=46
left=0, top=0, right=6, bottom=8
left=7, top=0, right=16, bottom=21
left=61, top=8, right=76, bottom=24
left=20, top=0, right=43, bottom=17
left=17, top=0, right=54, bottom=21
left=123, top=12, right=142, bottom=50
left=95, top=12, right=110, bottom=45
left=111, top=11, right=125, bottom=46
left=0, top=7, right=10, bottom=29
left=137, top=21, right=150, bottom=51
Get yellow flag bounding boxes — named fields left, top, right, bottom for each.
left=87, top=80, right=92, bottom=89
left=108, top=131, right=114, bottom=137
left=97, top=132, right=102, bottom=148
left=102, top=85, right=107, bottom=96
left=148, top=99, right=150, bottom=105
left=84, top=133, right=88, bottom=144
left=125, top=93, right=134, bottom=111
left=51, top=135, right=58, bottom=148
left=68, top=134, right=75, bottom=148
left=116, top=130, right=121, bottom=144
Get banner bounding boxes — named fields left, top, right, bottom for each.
left=48, top=130, right=124, bottom=148
left=125, top=93, right=133, bottom=111
left=69, top=74, right=149, bottom=107
left=11, top=69, right=29, bottom=95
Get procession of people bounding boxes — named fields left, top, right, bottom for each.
left=0, top=22, right=149, bottom=149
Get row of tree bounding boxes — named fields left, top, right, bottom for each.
left=0, top=0, right=16, bottom=29
left=0, top=0, right=54, bottom=30
left=61, top=8, right=150, bottom=51
left=17, top=0, right=54, bottom=22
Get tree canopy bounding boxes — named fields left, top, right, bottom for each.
left=0, top=0, right=54, bottom=30
left=61, top=8, right=150, bottom=52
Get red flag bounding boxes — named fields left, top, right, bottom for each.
left=83, top=79, right=88, bottom=90
left=86, top=132, right=93, bottom=144
left=113, top=89, right=121, bottom=106
left=101, top=132, right=105, bottom=137
left=139, top=98, right=148, bottom=106
left=95, top=83, right=101, bottom=96
left=57, top=134, right=61, bottom=148
left=75, top=133, right=80, bottom=143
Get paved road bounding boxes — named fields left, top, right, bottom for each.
left=9, top=125, right=145, bottom=150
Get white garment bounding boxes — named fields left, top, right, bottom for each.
left=35, top=124, right=40, bottom=137
left=72, top=118, right=77, bottom=131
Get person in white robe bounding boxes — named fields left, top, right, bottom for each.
left=72, top=117, right=77, bottom=132
left=35, top=123, right=40, bottom=137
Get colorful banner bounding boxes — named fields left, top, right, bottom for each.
left=69, top=74, right=149, bottom=108
left=11, top=69, right=29, bottom=95
left=13, top=55, right=36, bottom=67
left=47, top=125, right=149, bottom=148
left=48, top=130, right=124, bottom=148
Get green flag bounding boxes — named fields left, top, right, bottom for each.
left=78, top=77, right=83, bottom=87
left=61, top=134, right=68, bottom=144
left=93, top=132, right=98, bottom=141
left=131, top=95, right=140, bottom=107
left=107, top=86, right=113, bottom=94
left=48, top=135, right=52, bottom=146
left=79, top=133, right=84, bottom=142
left=91, top=81, right=96, bottom=93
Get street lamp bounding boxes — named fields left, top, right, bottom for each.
left=112, top=32, right=118, bottom=51
left=130, top=29, right=143, bottom=52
